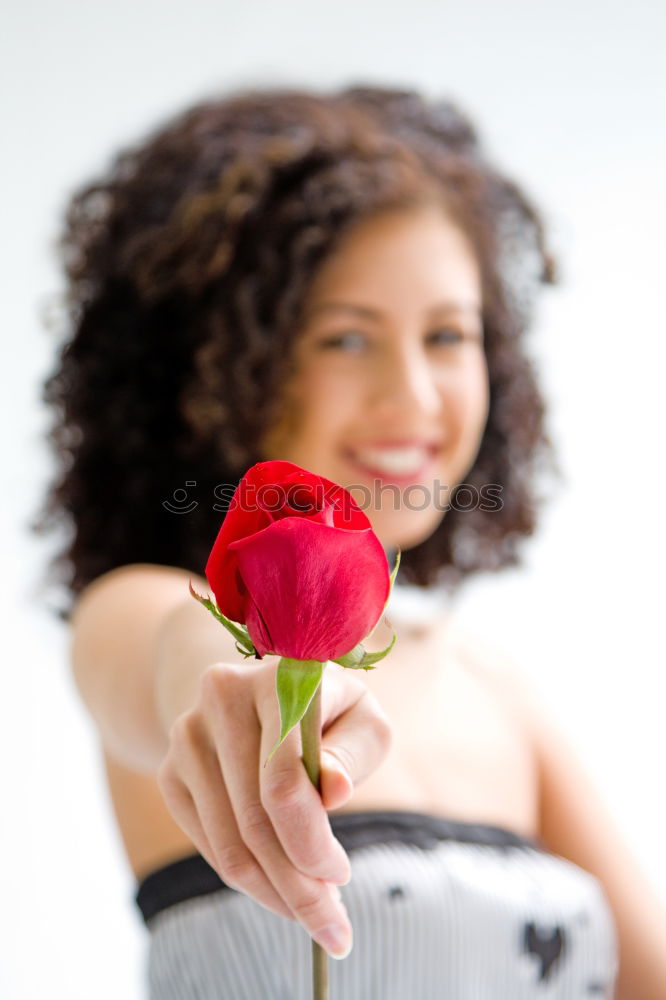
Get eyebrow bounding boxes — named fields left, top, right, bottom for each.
left=304, top=299, right=483, bottom=321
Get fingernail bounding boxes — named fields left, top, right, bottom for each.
left=322, top=750, right=351, bottom=785
left=315, top=923, right=353, bottom=960
left=334, top=868, right=351, bottom=886
left=330, top=861, right=351, bottom=885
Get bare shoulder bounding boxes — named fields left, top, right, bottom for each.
left=70, top=562, right=211, bottom=665
left=68, top=562, right=231, bottom=769
left=70, top=562, right=209, bottom=626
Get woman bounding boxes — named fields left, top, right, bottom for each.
left=34, top=84, right=665, bottom=998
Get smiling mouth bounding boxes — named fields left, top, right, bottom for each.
left=343, top=445, right=439, bottom=484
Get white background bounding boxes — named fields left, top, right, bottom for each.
left=2, top=1, right=665, bottom=997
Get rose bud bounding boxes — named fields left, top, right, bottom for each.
left=204, top=460, right=390, bottom=662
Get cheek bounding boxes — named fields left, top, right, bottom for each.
left=441, top=361, right=488, bottom=435
left=459, top=357, right=489, bottom=430
left=297, top=366, right=360, bottom=436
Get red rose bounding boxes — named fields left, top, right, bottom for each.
left=205, top=460, right=390, bottom=661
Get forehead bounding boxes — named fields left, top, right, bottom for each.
left=302, top=205, right=481, bottom=314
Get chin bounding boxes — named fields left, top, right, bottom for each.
left=371, top=510, right=445, bottom=553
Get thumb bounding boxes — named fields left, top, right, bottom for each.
left=319, top=748, right=354, bottom=810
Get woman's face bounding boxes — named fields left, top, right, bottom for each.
left=260, top=204, right=490, bottom=551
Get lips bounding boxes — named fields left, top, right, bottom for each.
left=343, top=441, right=440, bottom=484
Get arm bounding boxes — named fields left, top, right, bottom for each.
left=69, top=561, right=392, bottom=954
left=69, top=562, right=241, bottom=774
left=473, top=649, right=666, bottom=1000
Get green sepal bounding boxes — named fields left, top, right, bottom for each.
left=265, top=658, right=323, bottom=765
left=189, top=581, right=257, bottom=656
left=331, top=629, right=397, bottom=670
left=234, top=641, right=256, bottom=660
left=332, top=642, right=365, bottom=668
left=387, top=547, right=401, bottom=599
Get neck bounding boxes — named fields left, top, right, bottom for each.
left=377, top=544, right=456, bottom=645
left=365, top=599, right=455, bottom=653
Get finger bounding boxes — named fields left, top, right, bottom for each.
left=257, top=693, right=352, bottom=885
left=156, top=759, right=220, bottom=872
left=206, top=668, right=353, bottom=957
left=163, top=712, right=294, bottom=921
left=319, top=674, right=393, bottom=813
left=186, top=743, right=297, bottom=921
left=206, top=663, right=350, bottom=884
left=319, top=751, right=354, bottom=812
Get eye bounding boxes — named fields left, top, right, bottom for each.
left=427, top=328, right=466, bottom=346
left=316, top=332, right=368, bottom=352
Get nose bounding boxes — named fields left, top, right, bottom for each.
left=368, top=341, right=442, bottom=420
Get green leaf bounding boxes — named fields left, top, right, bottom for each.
left=265, top=659, right=323, bottom=764
left=332, top=629, right=397, bottom=670
left=189, top=581, right=257, bottom=656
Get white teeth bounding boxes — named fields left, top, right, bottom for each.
left=352, top=447, right=432, bottom=474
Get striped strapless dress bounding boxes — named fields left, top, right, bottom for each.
left=135, top=810, right=619, bottom=999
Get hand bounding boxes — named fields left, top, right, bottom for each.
left=156, top=659, right=392, bottom=958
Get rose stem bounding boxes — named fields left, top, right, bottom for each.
left=300, top=680, right=329, bottom=1000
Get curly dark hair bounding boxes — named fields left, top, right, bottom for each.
left=31, top=82, right=562, bottom=622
